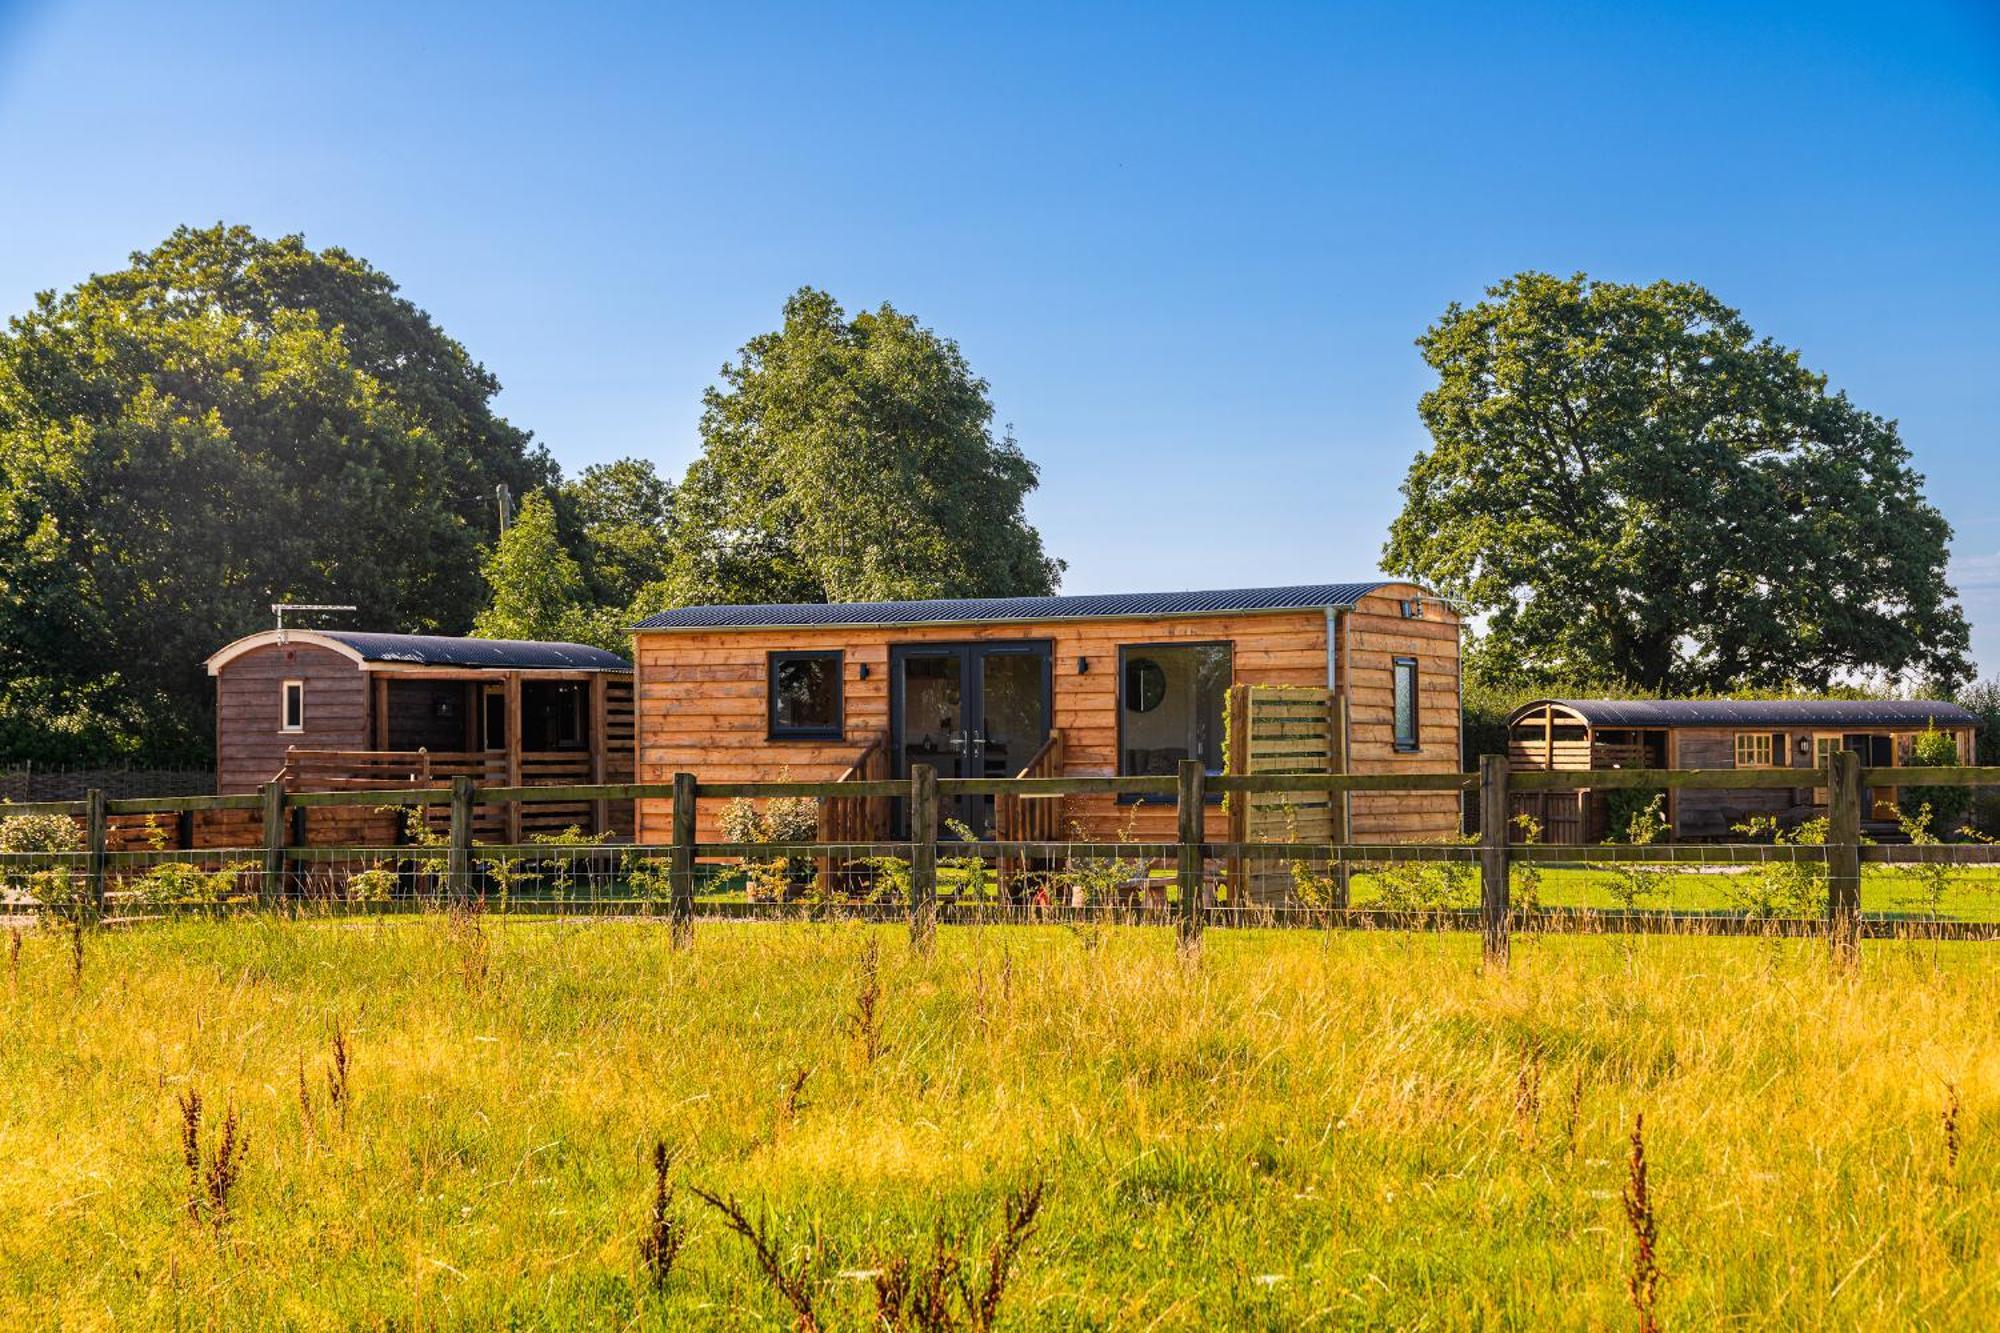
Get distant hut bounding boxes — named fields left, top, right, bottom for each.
left=1505, top=698, right=1979, bottom=842
left=204, top=630, right=635, bottom=840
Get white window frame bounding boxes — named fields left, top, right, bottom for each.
left=281, top=679, right=306, bottom=733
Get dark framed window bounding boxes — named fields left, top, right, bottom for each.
left=281, top=679, right=305, bottom=733
left=1392, top=657, right=1419, bottom=752
left=768, top=650, right=844, bottom=739
left=1117, top=642, right=1232, bottom=799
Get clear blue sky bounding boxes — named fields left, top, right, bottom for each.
left=3, top=1, right=1998, bottom=670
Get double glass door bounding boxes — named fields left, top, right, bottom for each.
left=891, top=642, right=1052, bottom=836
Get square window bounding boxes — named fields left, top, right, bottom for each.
left=1117, top=643, right=1232, bottom=780
left=1734, top=732, right=1774, bottom=768
left=768, top=651, right=843, bottom=739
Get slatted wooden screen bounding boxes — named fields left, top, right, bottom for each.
left=1225, top=685, right=1342, bottom=904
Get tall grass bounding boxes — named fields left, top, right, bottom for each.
left=0, top=916, right=1993, bottom=1327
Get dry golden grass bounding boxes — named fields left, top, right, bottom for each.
left=0, top=916, right=1993, bottom=1327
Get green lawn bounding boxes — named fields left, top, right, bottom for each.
left=2, top=916, right=1995, bottom=1327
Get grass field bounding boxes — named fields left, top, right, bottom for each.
left=2, top=915, right=1994, bottom=1328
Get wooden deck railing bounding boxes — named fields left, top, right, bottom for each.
left=815, top=734, right=891, bottom=893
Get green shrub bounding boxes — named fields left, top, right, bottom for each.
left=1901, top=723, right=1970, bottom=836
left=0, top=811, right=86, bottom=908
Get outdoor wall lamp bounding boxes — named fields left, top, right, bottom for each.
left=1077, top=656, right=1089, bottom=674
left=858, top=663, right=870, bottom=680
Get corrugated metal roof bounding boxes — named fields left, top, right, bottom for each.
left=633, top=582, right=1393, bottom=631
left=1515, top=698, right=1978, bottom=729
left=321, top=632, right=629, bottom=671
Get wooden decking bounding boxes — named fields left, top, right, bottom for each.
left=279, top=747, right=626, bottom=840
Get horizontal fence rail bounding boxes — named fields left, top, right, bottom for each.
left=6, top=754, right=2000, bottom=963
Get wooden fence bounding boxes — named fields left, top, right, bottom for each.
left=7, top=752, right=2000, bottom=963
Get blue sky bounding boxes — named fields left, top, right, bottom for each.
left=2, top=1, right=1998, bottom=671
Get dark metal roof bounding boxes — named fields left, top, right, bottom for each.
left=1515, top=698, right=1978, bottom=730
left=634, top=583, right=1393, bottom=631
left=322, top=632, right=629, bottom=671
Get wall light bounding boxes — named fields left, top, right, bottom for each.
left=858, top=662, right=870, bottom=680
left=1077, top=656, right=1089, bottom=674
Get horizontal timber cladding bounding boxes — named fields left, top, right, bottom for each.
left=214, top=642, right=368, bottom=795
left=632, top=582, right=1462, bottom=845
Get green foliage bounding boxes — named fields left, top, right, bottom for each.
left=133, top=860, right=245, bottom=907
left=1602, top=796, right=1669, bottom=911
left=718, top=796, right=821, bottom=900
left=1384, top=272, right=1970, bottom=694
left=346, top=865, right=400, bottom=905
left=473, top=491, right=594, bottom=645
left=558, top=458, right=674, bottom=614
left=0, top=811, right=85, bottom=907
left=1367, top=836, right=1479, bottom=912
left=1725, top=815, right=1829, bottom=919
left=1605, top=788, right=1668, bottom=843
left=1901, top=722, right=1971, bottom=835
left=0, top=225, right=554, bottom=764
left=1890, top=804, right=1951, bottom=919
left=656, top=288, right=1062, bottom=608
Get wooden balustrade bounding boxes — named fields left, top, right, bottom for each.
left=815, top=734, right=891, bottom=894
left=996, top=730, right=1065, bottom=891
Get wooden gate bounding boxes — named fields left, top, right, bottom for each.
left=1225, top=685, right=1345, bottom=905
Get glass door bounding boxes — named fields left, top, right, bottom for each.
left=891, top=642, right=1052, bottom=836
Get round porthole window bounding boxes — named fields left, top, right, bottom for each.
left=1124, top=658, right=1166, bottom=713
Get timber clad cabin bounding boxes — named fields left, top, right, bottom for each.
left=1507, top=698, right=1979, bottom=842
left=204, top=631, right=636, bottom=840
left=630, top=582, right=1462, bottom=893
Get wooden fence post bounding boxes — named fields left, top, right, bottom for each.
left=1479, top=756, right=1510, bottom=968
left=447, top=775, right=475, bottom=899
left=1827, top=747, right=1862, bottom=965
left=670, top=772, right=696, bottom=947
left=84, top=787, right=107, bottom=923
left=1177, top=759, right=1206, bottom=950
left=261, top=780, right=286, bottom=908
left=909, top=763, right=938, bottom=953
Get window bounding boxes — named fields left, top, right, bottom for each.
left=1392, top=657, right=1419, bottom=752
left=281, top=680, right=305, bottom=733
left=1734, top=732, right=1774, bottom=768
left=768, top=651, right=843, bottom=739
left=1118, top=643, right=1232, bottom=781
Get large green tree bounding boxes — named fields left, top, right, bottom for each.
left=0, top=225, right=554, bottom=763
left=1385, top=272, right=1970, bottom=693
left=657, top=288, right=1061, bottom=607
left=474, top=491, right=592, bottom=644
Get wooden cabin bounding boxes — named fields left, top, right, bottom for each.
left=630, top=582, right=1462, bottom=892
left=204, top=631, right=636, bottom=840
left=1506, top=698, right=1979, bottom=842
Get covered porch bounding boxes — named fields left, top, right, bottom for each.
left=283, top=668, right=636, bottom=840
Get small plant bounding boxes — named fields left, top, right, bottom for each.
left=1623, top=1112, right=1660, bottom=1333
left=780, top=1066, right=813, bottom=1123
left=874, top=1177, right=1048, bottom=1332
left=1509, top=813, right=1544, bottom=914
left=1514, top=1045, right=1543, bottom=1144
left=1944, top=1082, right=1962, bottom=1173
left=860, top=855, right=913, bottom=907
left=1890, top=803, right=1952, bottom=921
left=851, top=936, right=886, bottom=1065
left=941, top=818, right=992, bottom=903
left=133, top=859, right=243, bottom=908
left=176, top=1088, right=248, bottom=1232
left=346, top=863, right=399, bottom=906
left=720, top=795, right=820, bottom=900
left=1726, top=815, right=1830, bottom=920
left=326, top=1024, right=352, bottom=1130
left=0, top=811, right=85, bottom=911
left=1603, top=796, right=1669, bottom=913
left=690, top=1186, right=824, bottom=1332
left=639, top=1139, right=687, bottom=1291
left=1903, top=722, right=1972, bottom=833
left=1368, top=835, right=1479, bottom=913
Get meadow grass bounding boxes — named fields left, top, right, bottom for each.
left=1, top=915, right=1994, bottom=1328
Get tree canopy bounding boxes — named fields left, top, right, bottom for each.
left=0, top=225, right=554, bottom=763
left=657, top=287, right=1061, bottom=607
left=473, top=491, right=591, bottom=645
left=1384, top=272, right=1970, bottom=693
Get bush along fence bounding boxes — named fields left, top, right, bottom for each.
left=6, top=752, right=2000, bottom=963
